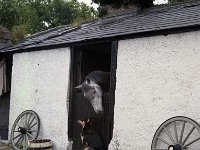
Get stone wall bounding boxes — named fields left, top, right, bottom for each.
left=109, top=30, right=200, bottom=149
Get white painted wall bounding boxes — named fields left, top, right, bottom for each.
left=109, top=31, right=200, bottom=150
left=9, top=48, right=70, bottom=149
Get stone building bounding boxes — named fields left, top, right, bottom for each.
left=1, top=1, right=200, bottom=149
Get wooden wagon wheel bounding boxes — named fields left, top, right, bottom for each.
left=11, top=110, right=40, bottom=150
left=151, top=116, right=200, bottom=150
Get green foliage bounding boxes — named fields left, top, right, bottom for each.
left=72, top=2, right=98, bottom=27
left=0, top=0, right=97, bottom=43
left=0, top=0, right=18, bottom=30
left=12, top=24, right=29, bottom=42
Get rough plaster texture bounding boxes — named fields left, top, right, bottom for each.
left=9, top=48, right=70, bottom=149
left=109, top=31, right=200, bottom=150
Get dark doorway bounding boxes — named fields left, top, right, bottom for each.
left=0, top=93, right=10, bottom=140
left=0, top=55, right=12, bottom=140
left=68, top=42, right=117, bottom=150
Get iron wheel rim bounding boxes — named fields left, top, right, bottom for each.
left=151, top=116, right=200, bottom=150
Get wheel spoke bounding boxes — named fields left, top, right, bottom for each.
left=182, top=126, right=195, bottom=146
left=27, top=132, right=34, bottom=139
left=173, top=121, right=179, bottom=144
left=15, top=122, right=21, bottom=128
left=15, top=134, right=23, bottom=146
left=25, top=112, right=28, bottom=127
left=27, top=130, right=37, bottom=132
left=28, top=122, right=37, bottom=129
left=24, top=134, right=28, bottom=149
left=157, top=136, right=171, bottom=145
left=26, top=133, right=29, bottom=141
left=179, top=121, right=186, bottom=144
left=26, top=134, right=30, bottom=149
left=164, top=127, right=176, bottom=144
left=27, top=113, right=32, bottom=126
left=183, top=136, right=200, bottom=148
left=13, top=133, right=22, bottom=140
left=28, top=116, right=36, bottom=128
left=18, top=135, right=24, bottom=149
left=20, top=116, right=26, bottom=127
left=22, top=135, right=26, bottom=149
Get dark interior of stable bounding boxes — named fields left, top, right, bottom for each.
left=73, top=43, right=111, bottom=89
left=0, top=55, right=12, bottom=140
left=69, top=42, right=114, bottom=150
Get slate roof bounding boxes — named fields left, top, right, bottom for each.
left=2, top=1, right=200, bottom=53
left=0, top=25, right=75, bottom=52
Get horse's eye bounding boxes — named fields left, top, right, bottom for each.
left=86, top=78, right=90, bottom=84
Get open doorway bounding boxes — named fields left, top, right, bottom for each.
left=68, top=42, right=117, bottom=150
left=0, top=54, right=12, bottom=140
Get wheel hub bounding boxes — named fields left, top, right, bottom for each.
left=168, top=144, right=182, bottom=150
left=18, top=127, right=27, bottom=134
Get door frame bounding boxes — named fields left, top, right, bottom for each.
left=67, top=40, right=118, bottom=145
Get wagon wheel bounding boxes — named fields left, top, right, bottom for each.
left=152, top=116, right=200, bottom=150
left=11, top=110, right=40, bottom=150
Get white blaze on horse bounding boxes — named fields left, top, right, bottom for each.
left=75, top=71, right=110, bottom=114
left=78, top=119, right=103, bottom=150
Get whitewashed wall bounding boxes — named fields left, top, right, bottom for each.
left=109, top=31, right=200, bottom=149
left=9, top=48, right=70, bottom=149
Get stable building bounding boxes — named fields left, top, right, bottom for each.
left=1, top=1, right=200, bottom=149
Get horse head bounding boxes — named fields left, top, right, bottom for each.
left=75, top=80, right=103, bottom=114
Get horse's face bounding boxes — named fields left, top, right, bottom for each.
left=76, top=80, right=103, bottom=114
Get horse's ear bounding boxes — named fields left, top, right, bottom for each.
left=75, top=85, right=82, bottom=89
